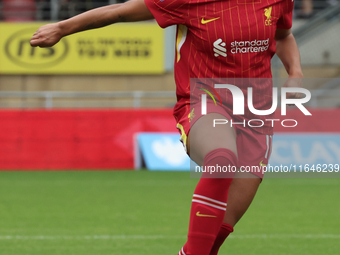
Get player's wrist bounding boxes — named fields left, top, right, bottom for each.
left=288, top=69, right=303, bottom=78
left=57, top=21, right=67, bottom=37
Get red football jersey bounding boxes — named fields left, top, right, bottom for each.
left=144, top=0, right=294, bottom=134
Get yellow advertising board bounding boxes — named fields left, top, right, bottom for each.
left=0, top=22, right=165, bottom=74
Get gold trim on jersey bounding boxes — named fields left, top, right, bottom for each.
left=176, top=123, right=187, bottom=152
left=176, top=25, right=188, bottom=63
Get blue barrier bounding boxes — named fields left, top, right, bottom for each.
left=135, top=133, right=190, bottom=171
left=269, top=133, right=340, bottom=166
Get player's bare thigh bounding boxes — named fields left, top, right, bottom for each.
left=187, top=113, right=238, bottom=166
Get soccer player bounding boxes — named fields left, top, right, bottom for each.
left=30, top=1, right=303, bottom=254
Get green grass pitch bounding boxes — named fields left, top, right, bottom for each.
left=0, top=171, right=339, bottom=255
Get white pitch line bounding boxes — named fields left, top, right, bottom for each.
left=0, top=235, right=185, bottom=240
left=0, top=234, right=339, bottom=240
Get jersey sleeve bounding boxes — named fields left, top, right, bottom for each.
left=144, top=0, right=188, bottom=28
left=276, top=1, right=294, bottom=29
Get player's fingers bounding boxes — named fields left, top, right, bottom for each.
left=30, top=39, right=49, bottom=48
left=30, top=39, right=39, bottom=47
left=30, top=32, right=42, bottom=46
left=30, top=38, right=44, bottom=47
left=296, top=92, right=304, bottom=99
left=286, top=92, right=304, bottom=99
left=30, top=33, right=40, bottom=39
left=286, top=92, right=293, bottom=99
left=31, top=29, right=42, bottom=38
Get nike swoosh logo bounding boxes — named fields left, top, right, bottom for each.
left=201, top=17, right=220, bottom=24
left=196, top=211, right=217, bottom=218
left=259, top=160, right=267, bottom=167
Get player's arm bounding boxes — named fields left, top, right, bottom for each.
left=30, top=0, right=154, bottom=48
left=275, top=29, right=303, bottom=98
left=275, top=29, right=303, bottom=78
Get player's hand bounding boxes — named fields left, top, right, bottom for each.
left=282, top=73, right=304, bottom=99
left=30, top=23, right=63, bottom=48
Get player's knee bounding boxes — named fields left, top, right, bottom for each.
left=204, top=148, right=238, bottom=164
left=203, top=148, right=238, bottom=178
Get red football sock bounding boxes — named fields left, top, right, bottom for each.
left=179, top=223, right=233, bottom=255
left=209, top=223, right=234, bottom=255
left=181, top=148, right=237, bottom=255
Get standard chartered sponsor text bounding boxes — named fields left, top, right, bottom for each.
left=231, top=38, right=269, bottom=54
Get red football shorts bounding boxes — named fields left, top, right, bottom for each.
left=175, top=102, right=273, bottom=179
